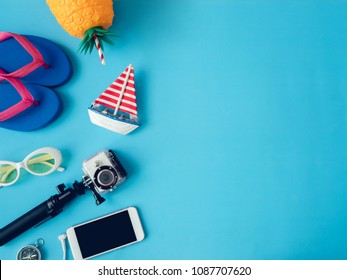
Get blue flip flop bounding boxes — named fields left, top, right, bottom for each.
left=0, top=32, right=72, bottom=87
left=0, top=72, right=62, bottom=131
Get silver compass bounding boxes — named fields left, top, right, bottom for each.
left=16, top=238, right=44, bottom=260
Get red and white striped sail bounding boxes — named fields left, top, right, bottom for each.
left=94, top=64, right=137, bottom=116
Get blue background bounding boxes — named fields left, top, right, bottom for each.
left=1, top=0, right=347, bottom=260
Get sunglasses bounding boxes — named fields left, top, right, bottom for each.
left=0, top=147, right=64, bottom=187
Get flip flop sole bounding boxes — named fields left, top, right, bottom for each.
left=0, top=35, right=72, bottom=87
left=0, top=83, right=62, bottom=131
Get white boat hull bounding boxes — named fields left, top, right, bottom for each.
left=88, top=109, right=139, bottom=135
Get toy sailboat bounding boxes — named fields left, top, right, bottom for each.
left=88, top=64, right=140, bottom=135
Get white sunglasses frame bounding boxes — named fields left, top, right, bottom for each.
left=0, top=147, right=64, bottom=187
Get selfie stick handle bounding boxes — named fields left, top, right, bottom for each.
left=0, top=184, right=77, bottom=246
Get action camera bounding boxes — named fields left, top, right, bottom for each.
left=82, top=149, right=127, bottom=194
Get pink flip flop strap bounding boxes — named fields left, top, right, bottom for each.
left=0, top=32, right=48, bottom=79
left=0, top=68, right=38, bottom=122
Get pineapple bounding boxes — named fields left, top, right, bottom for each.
left=46, top=0, right=115, bottom=54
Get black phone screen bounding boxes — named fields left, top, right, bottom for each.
left=74, top=210, right=137, bottom=258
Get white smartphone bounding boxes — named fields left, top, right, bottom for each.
left=66, top=207, right=145, bottom=260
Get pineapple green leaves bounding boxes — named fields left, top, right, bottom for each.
left=78, top=26, right=117, bottom=54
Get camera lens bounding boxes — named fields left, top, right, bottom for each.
left=98, top=170, right=114, bottom=186
left=94, top=166, right=118, bottom=189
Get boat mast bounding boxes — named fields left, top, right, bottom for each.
left=113, top=64, right=132, bottom=116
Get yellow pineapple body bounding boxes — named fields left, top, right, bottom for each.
left=46, top=0, right=114, bottom=39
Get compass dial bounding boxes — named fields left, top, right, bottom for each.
left=17, top=245, right=41, bottom=260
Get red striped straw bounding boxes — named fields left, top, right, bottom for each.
left=93, top=34, right=106, bottom=65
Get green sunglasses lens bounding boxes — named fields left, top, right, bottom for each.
left=27, top=153, right=55, bottom=174
left=0, top=163, right=18, bottom=185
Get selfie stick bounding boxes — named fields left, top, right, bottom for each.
left=0, top=184, right=79, bottom=246
left=0, top=177, right=107, bottom=247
